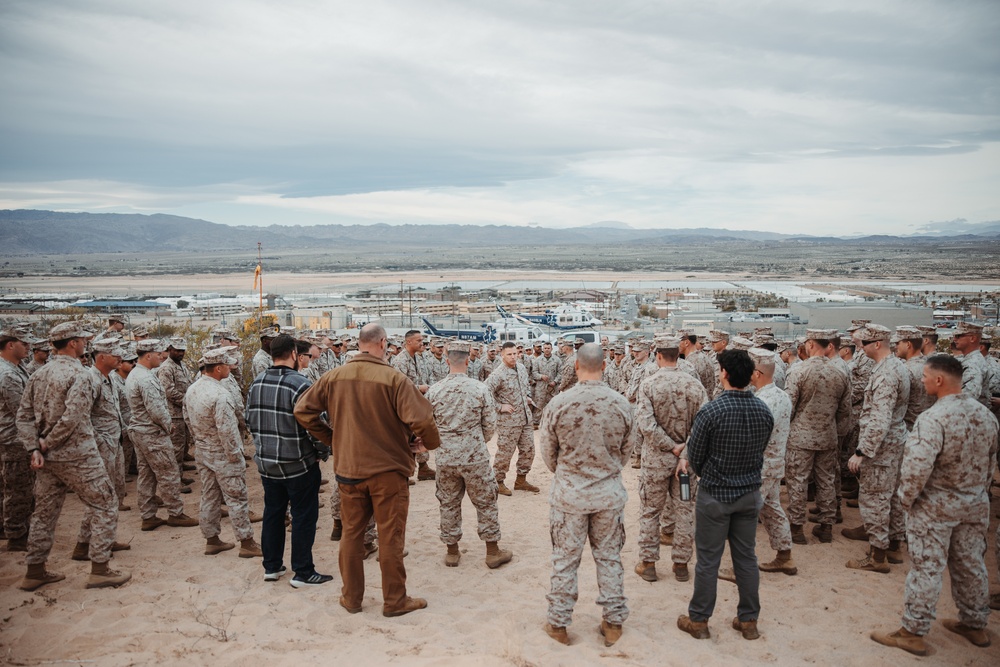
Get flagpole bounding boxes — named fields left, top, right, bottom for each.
left=257, top=242, right=263, bottom=333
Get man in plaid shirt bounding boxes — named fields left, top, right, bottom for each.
left=247, top=334, right=331, bottom=588
left=677, top=349, right=774, bottom=642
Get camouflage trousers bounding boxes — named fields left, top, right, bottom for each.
left=169, top=414, right=189, bottom=466
left=1, top=456, right=35, bottom=539
left=436, top=462, right=500, bottom=545
left=29, top=453, right=118, bottom=565
left=95, top=433, right=126, bottom=503
left=493, top=422, right=534, bottom=481
left=902, top=510, right=990, bottom=635
left=199, top=462, right=253, bottom=541
left=858, top=464, right=897, bottom=550
left=533, top=385, right=556, bottom=426
left=638, top=465, right=696, bottom=564
left=547, top=507, right=628, bottom=628
left=759, top=476, right=793, bottom=552
left=888, top=456, right=907, bottom=543
left=122, top=431, right=136, bottom=475
left=131, top=430, right=184, bottom=520
left=785, top=447, right=838, bottom=526
left=329, top=482, right=377, bottom=544
left=835, top=424, right=858, bottom=499
left=415, top=451, right=430, bottom=466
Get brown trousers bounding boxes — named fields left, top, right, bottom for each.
left=339, top=471, right=410, bottom=613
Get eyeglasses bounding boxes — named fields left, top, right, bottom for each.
left=861, top=340, right=877, bottom=347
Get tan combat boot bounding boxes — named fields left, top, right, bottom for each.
left=870, top=627, right=928, bottom=656
left=600, top=620, right=623, bottom=646
left=790, top=524, right=806, bottom=545
left=497, top=480, right=512, bottom=496
left=886, top=539, right=904, bottom=564
left=485, top=541, right=512, bottom=569
left=660, top=531, right=674, bottom=546
left=205, top=536, right=235, bottom=555
left=19, top=563, right=66, bottom=591
left=417, top=463, right=436, bottom=481
left=673, top=562, right=690, bottom=582
left=71, top=542, right=90, bottom=561
left=846, top=547, right=890, bottom=573
left=544, top=623, right=570, bottom=645
left=634, top=561, right=657, bottom=582
left=513, top=475, right=539, bottom=493
left=445, top=543, right=460, bottom=567
left=239, top=538, right=263, bottom=558
left=759, top=550, right=797, bottom=575
left=85, top=561, right=131, bottom=589
left=811, top=523, right=832, bottom=543
left=841, top=525, right=869, bottom=541
left=141, top=516, right=166, bottom=531
left=941, top=619, right=991, bottom=647
left=166, top=513, right=199, bottom=527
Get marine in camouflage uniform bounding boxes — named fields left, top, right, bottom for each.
left=531, top=345, right=561, bottom=427
left=846, top=325, right=910, bottom=570
left=556, top=341, right=578, bottom=392
left=953, top=322, right=992, bottom=408
left=428, top=347, right=511, bottom=567
left=157, top=338, right=193, bottom=470
left=390, top=336, right=435, bottom=477
left=753, top=363, right=795, bottom=561
left=88, top=348, right=127, bottom=509
left=16, top=323, right=126, bottom=588
left=183, top=349, right=256, bottom=549
left=125, top=340, right=188, bottom=525
left=784, top=330, right=852, bottom=540
left=634, top=336, right=708, bottom=581
left=1, top=326, right=36, bottom=548
left=540, top=347, right=633, bottom=641
left=425, top=341, right=449, bottom=385
left=111, top=354, right=136, bottom=477
left=872, top=363, right=998, bottom=652
left=485, top=345, right=537, bottom=492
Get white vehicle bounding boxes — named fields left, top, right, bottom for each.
left=557, top=329, right=620, bottom=345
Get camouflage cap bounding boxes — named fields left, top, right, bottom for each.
left=48, top=322, right=94, bottom=342
left=676, top=328, right=694, bottom=338
left=729, top=336, right=754, bottom=351
left=851, top=319, right=871, bottom=327
left=279, top=326, right=297, bottom=336
left=131, top=325, right=149, bottom=337
left=120, top=343, right=138, bottom=361
left=31, top=340, right=52, bottom=352
left=613, top=344, right=625, bottom=354
left=753, top=327, right=774, bottom=336
left=805, top=329, right=837, bottom=340
left=955, top=321, right=984, bottom=334
left=136, top=338, right=168, bottom=353
left=653, top=333, right=681, bottom=349
left=167, top=336, right=187, bottom=350
left=92, top=338, right=124, bottom=357
left=748, top=347, right=777, bottom=364
left=891, top=325, right=922, bottom=343
left=201, top=345, right=238, bottom=366
left=707, top=330, right=729, bottom=343
left=915, top=325, right=937, bottom=335
left=432, top=339, right=445, bottom=348
left=839, top=338, right=856, bottom=350
left=260, top=326, right=280, bottom=339
left=447, top=340, right=471, bottom=354
left=107, top=313, right=127, bottom=325
left=753, top=333, right=775, bottom=346
left=0, top=324, right=43, bottom=344
left=857, top=324, right=891, bottom=342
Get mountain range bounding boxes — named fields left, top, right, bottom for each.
left=2, top=209, right=998, bottom=255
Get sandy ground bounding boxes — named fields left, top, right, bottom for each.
left=2, top=434, right=999, bottom=667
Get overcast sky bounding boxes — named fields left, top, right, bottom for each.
left=1, top=0, right=998, bottom=234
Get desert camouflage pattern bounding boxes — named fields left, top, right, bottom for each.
left=532, top=354, right=561, bottom=421
left=0, top=357, right=33, bottom=539
left=557, top=352, right=578, bottom=392
left=634, top=367, right=707, bottom=565
left=427, top=374, right=496, bottom=467
left=685, top=350, right=716, bottom=395
left=486, top=361, right=534, bottom=481
left=897, top=393, right=998, bottom=635
left=903, top=355, right=934, bottom=430
left=391, top=350, right=427, bottom=386
left=89, top=367, right=125, bottom=501
left=756, top=382, right=794, bottom=551
left=959, top=349, right=992, bottom=408
left=251, top=348, right=271, bottom=381
left=435, top=463, right=500, bottom=545
left=158, top=355, right=192, bottom=463
left=126, top=364, right=183, bottom=519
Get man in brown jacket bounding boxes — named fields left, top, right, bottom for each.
left=294, top=323, right=441, bottom=617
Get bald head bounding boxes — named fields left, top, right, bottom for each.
left=575, top=342, right=605, bottom=379
left=358, top=323, right=386, bottom=355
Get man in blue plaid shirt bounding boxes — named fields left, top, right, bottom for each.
left=246, top=334, right=332, bottom=588
left=677, top=349, right=774, bottom=642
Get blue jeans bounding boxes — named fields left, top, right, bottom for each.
left=260, top=463, right=320, bottom=576
left=688, top=489, right=763, bottom=622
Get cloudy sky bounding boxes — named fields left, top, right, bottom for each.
left=1, top=0, right=998, bottom=234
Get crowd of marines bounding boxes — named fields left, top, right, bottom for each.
left=1, top=310, right=999, bottom=655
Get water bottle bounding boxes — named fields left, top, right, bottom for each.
left=679, top=472, right=691, bottom=501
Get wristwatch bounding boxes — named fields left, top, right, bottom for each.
left=854, top=448, right=866, bottom=458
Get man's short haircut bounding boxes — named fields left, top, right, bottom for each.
left=576, top=342, right=604, bottom=372
left=270, top=334, right=296, bottom=360
left=447, top=350, right=470, bottom=364
left=359, top=323, right=386, bottom=345
left=655, top=348, right=680, bottom=362
left=923, top=334, right=939, bottom=344
left=718, top=349, right=754, bottom=389
left=405, top=329, right=422, bottom=340
left=981, top=340, right=992, bottom=351
left=294, top=339, right=312, bottom=355
left=754, top=358, right=776, bottom=376
left=501, top=341, right=517, bottom=350
left=683, top=335, right=697, bottom=345
left=809, top=338, right=831, bottom=349
left=924, top=353, right=964, bottom=380
left=0, top=337, right=17, bottom=350
left=828, top=335, right=841, bottom=348
left=203, top=362, right=225, bottom=373
left=761, top=342, right=778, bottom=352
left=52, top=338, right=72, bottom=351
left=903, top=337, right=923, bottom=349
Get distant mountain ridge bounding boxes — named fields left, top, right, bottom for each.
left=1, top=209, right=998, bottom=255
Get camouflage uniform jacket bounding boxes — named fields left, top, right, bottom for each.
left=756, top=382, right=793, bottom=479
left=532, top=354, right=561, bottom=389
left=427, top=373, right=496, bottom=467
left=897, top=393, right=999, bottom=525
left=125, top=363, right=172, bottom=436
left=24, top=358, right=45, bottom=377
left=903, top=355, right=933, bottom=430
left=557, top=353, right=578, bottom=392
left=0, top=357, right=30, bottom=459
left=540, top=380, right=633, bottom=513
left=602, top=360, right=620, bottom=390
left=466, top=358, right=483, bottom=381
left=111, top=372, right=131, bottom=432
left=785, top=356, right=852, bottom=451
left=391, top=350, right=427, bottom=387
left=626, top=359, right=656, bottom=402
left=183, top=375, right=243, bottom=472
left=677, top=357, right=703, bottom=385
left=89, top=367, right=123, bottom=448
left=849, top=352, right=874, bottom=410
left=635, top=367, right=708, bottom=469
left=959, top=349, right=992, bottom=408
left=426, top=355, right=449, bottom=385
left=485, top=362, right=532, bottom=427
left=856, top=355, right=910, bottom=467
left=157, top=356, right=192, bottom=417
left=251, top=348, right=271, bottom=380
left=16, top=354, right=100, bottom=462
left=685, top=350, right=716, bottom=395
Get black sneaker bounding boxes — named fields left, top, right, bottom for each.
left=263, top=566, right=287, bottom=582
left=290, top=572, right=333, bottom=588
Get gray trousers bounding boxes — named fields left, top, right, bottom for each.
left=689, top=489, right=763, bottom=623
